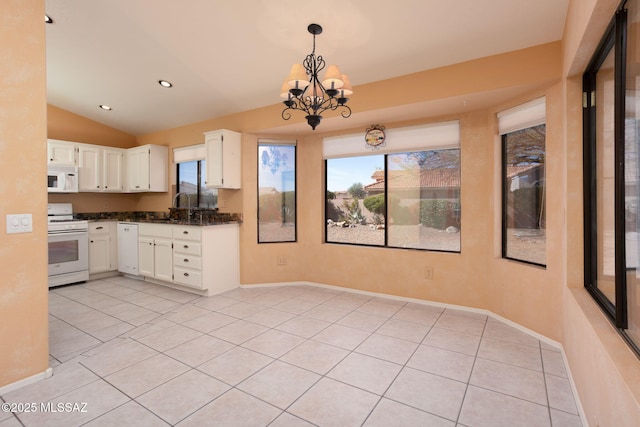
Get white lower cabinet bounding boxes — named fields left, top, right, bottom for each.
left=137, top=222, right=238, bottom=295
left=138, top=224, right=173, bottom=282
left=89, top=222, right=118, bottom=275
left=173, top=226, right=202, bottom=289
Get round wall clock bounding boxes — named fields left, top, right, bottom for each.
left=365, top=125, right=386, bottom=149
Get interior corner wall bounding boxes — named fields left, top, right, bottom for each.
left=0, top=0, right=49, bottom=387
left=560, top=0, right=640, bottom=424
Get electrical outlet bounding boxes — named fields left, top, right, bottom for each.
left=219, top=199, right=228, bottom=208
left=424, top=267, right=433, bottom=280
left=277, top=257, right=287, bottom=266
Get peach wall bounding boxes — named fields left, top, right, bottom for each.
left=0, top=0, right=49, bottom=387
left=560, top=0, right=640, bottom=425
left=47, top=105, right=137, bottom=148
left=233, top=81, right=565, bottom=342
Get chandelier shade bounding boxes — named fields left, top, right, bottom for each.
left=280, top=23, right=353, bottom=130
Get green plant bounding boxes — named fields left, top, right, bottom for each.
left=341, top=199, right=364, bottom=224
left=347, top=182, right=366, bottom=199
left=419, top=200, right=457, bottom=229
left=363, top=194, right=385, bottom=216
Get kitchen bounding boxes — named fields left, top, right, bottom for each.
left=46, top=128, right=242, bottom=296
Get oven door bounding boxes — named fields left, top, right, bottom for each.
left=48, top=230, right=89, bottom=277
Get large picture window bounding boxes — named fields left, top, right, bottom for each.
left=324, top=122, right=461, bottom=252
left=258, top=142, right=296, bottom=243
left=584, top=2, right=640, bottom=355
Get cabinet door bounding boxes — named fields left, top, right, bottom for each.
left=48, top=140, right=77, bottom=166
left=127, top=148, right=150, bottom=191
left=138, top=237, right=155, bottom=277
left=205, top=134, right=223, bottom=187
left=78, top=144, right=102, bottom=191
left=204, top=130, right=241, bottom=189
left=103, top=148, right=124, bottom=192
left=89, top=235, right=110, bottom=273
left=154, top=239, right=173, bottom=282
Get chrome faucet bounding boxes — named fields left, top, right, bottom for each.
left=173, top=192, right=191, bottom=219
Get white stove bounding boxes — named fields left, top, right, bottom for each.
left=47, top=203, right=89, bottom=287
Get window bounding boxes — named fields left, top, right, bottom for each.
left=258, top=142, right=296, bottom=243
left=174, top=145, right=217, bottom=208
left=584, top=2, right=640, bottom=355
left=501, top=124, right=546, bottom=266
left=498, top=98, right=546, bottom=266
left=324, top=122, right=461, bottom=252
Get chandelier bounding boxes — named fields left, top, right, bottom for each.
left=280, top=23, right=353, bottom=130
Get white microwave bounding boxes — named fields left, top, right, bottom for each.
left=47, top=165, right=79, bottom=193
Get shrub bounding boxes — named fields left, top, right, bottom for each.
left=363, top=194, right=385, bottom=216
left=419, top=200, right=457, bottom=229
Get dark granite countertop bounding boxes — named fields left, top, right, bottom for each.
left=77, top=210, right=242, bottom=226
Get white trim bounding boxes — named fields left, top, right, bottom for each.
left=173, top=144, right=206, bottom=163
left=258, top=139, right=297, bottom=146
left=498, top=97, right=546, bottom=135
left=323, top=121, right=460, bottom=158
left=240, top=281, right=559, bottom=348
left=0, top=367, right=53, bottom=395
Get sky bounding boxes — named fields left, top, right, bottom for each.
left=258, top=145, right=296, bottom=191
left=326, top=155, right=384, bottom=192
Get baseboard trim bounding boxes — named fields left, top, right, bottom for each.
left=0, top=367, right=53, bottom=396
left=241, top=281, right=561, bottom=347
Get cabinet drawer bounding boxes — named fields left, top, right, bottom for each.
left=89, top=222, right=110, bottom=234
left=173, top=254, right=202, bottom=270
left=173, top=241, right=201, bottom=256
left=139, top=223, right=173, bottom=238
left=173, top=267, right=202, bottom=289
left=173, top=226, right=201, bottom=241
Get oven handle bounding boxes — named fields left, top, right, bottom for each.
left=48, top=230, right=88, bottom=236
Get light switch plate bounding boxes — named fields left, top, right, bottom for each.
left=6, top=214, right=32, bottom=234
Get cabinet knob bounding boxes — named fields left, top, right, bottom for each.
left=96, top=226, right=104, bottom=230
left=183, top=272, right=189, bottom=277
left=90, top=240, right=94, bottom=243
left=183, top=231, right=188, bottom=234
left=183, top=245, right=189, bottom=249
left=184, top=258, right=189, bottom=262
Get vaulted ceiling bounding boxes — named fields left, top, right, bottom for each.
left=45, top=0, right=569, bottom=136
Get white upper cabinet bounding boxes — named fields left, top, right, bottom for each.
left=78, top=144, right=125, bottom=192
left=102, top=147, right=125, bottom=192
left=78, top=144, right=102, bottom=191
left=47, top=139, right=77, bottom=166
left=126, top=145, right=168, bottom=192
left=204, top=129, right=241, bottom=189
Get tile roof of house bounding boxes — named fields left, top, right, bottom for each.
left=364, top=169, right=461, bottom=191
left=505, top=164, right=541, bottom=179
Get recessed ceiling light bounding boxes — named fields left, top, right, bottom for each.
left=99, top=105, right=112, bottom=111
left=45, top=15, right=53, bottom=24
left=158, top=80, right=173, bottom=88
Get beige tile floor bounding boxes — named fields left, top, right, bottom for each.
left=0, top=276, right=584, bottom=426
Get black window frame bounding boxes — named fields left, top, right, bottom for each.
left=324, top=149, right=462, bottom=253
left=501, top=124, right=547, bottom=268
left=583, top=4, right=634, bottom=343
left=257, top=143, right=297, bottom=244
left=176, top=159, right=212, bottom=208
